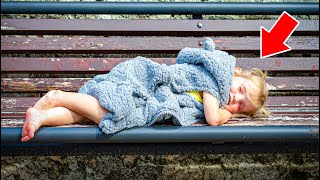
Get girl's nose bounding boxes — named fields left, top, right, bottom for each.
left=234, top=93, right=244, bottom=103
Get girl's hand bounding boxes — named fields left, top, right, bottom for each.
left=231, top=113, right=250, bottom=118
left=202, top=92, right=232, bottom=126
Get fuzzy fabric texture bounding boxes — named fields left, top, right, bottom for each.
left=78, top=38, right=236, bottom=134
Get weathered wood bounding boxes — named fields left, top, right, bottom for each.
left=1, top=78, right=89, bottom=92
left=1, top=116, right=318, bottom=128
left=2, top=96, right=319, bottom=129
left=0, top=58, right=175, bottom=73
left=1, top=37, right=318, bottom=54
left=2, top=96, right=318, bottom=110
left=265, top=96, right=319, bottom=107
left=2, top=109, right=318, bottom=118
left=1, top=19, right=318, bottom=36
left=1, top=77, right=318, bottom=92
left=225, top=117, right=319, bottom=126
left=1, top=57, right=319, bottom=72
left=266, top=77, right=319, bottom=91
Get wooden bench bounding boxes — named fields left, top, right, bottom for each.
left=1, top=2, right=319, bottom=156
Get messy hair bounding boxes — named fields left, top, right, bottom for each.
left=234, top=68, right=270, bottom=116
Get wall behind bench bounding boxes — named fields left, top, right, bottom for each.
left=1, top=153, right=319, bottom=179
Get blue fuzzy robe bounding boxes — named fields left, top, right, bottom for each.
left=78, top=38, right=236, bottom=134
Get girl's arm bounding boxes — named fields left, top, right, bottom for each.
left=202, top=91, right=232, bottom=126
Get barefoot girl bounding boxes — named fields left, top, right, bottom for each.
left=21, top=38, right=269, bottom=142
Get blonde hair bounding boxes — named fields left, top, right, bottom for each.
left=234, top=68, right=270, bottom=116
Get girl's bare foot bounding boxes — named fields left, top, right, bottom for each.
left=21, top=107, right=46, bottom=142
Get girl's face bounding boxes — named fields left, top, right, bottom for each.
left=225, top=76, right=256, bottom=114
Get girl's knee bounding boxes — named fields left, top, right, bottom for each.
left=46, top=90, right=63, bottom=106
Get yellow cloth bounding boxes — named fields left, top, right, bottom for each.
left=187, top=91, right=203, bottom=103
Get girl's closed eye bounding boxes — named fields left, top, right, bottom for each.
left=240, top=84, right=245, bottom=93
left=239, top=85, right=243, bottom=93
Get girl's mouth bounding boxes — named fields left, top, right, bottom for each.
left=228, top=94, right=231, bottom=105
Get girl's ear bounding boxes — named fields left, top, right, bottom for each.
left=234, top=67, right=242, bottom=75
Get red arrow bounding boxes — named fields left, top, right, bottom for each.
left=260, top=11, right=300, bottom=58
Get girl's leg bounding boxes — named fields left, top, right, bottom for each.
left=33, top=90, right=59, bottom=110
left=33, top=90, right=109, bottom=124
left=21, top=107, right=89, bottom=142
left=22, top=90, right=109, bottom=142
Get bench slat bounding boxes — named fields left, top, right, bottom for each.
left=1, top=96, right=319, bottom=110
left=1, top=19, right=318, bottom=36
left=2, top=106, right=318, bottom=115
left=226, top=118, right=319, bottom=126
left=1, top=117, right=318, bottom=128
left=2, top=109, right=318, bottom=117
left=1, top=37, right=318, bottom=54
left=2, top=77, right=318, bottom=92
left=1, top=57, right=319, bottom=72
